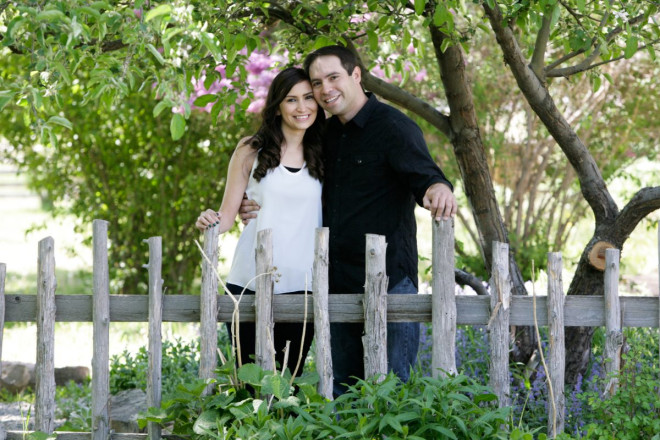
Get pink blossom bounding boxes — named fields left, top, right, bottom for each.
left=133, top=8, right=142, bottom=19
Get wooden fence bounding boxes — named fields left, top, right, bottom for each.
left=1, top=219, right=659, bottom=439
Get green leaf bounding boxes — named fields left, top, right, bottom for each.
left=433, top=7, right=447, bottom=26
left=576, top=0, right=586, bottom=13
left=414, top=0, right=425, bottom=15
left=153, top=100, right=169, bottom=118
left=170, top=113, right=185, bottom=140
left=193, top=94, right=218, bottom=107
left=48, top=116, right=73, bottom=130
left=234, top=32, right=247, bottom=51
left=261, top=373, right=290, bottom=399
left=146, top=44, right=166, bottom=65
left=145, top=4, right=172, bottom=22
left=440, top=37, right=452, bottom=53
left=5, top=17, right=26, bottom=40
left=367, top=30, right=379, bottom=52
left=624, top=36, right=638, bottom=59
left=592, top=75, right=601, bottom=93
left=78, top=6, right=101, bottom=18
left=192, top=410, right=219, bottom=435
left=36, top=9, right=67, bottom=22
left=0, top=96, right=13, bottom=111
left=237, top=363, right=264, bottom=386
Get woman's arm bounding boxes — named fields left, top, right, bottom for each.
left=195, top=138, right=257, bottom=233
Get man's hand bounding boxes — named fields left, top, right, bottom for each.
left=422, top=183, right=457, bottom=221
left=238, top=194, right=260, bottom=225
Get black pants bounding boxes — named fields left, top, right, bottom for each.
left=225, top=283, right=314, bottom=376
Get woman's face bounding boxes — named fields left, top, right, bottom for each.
left=278, top=80, right=318, bottom=133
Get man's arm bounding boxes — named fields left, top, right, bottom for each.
left=238, top=194, right=260, bottom=224
left=423, top=182, right=457, bottom=220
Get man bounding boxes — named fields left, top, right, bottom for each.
left=242, top=45, right=456, bottom=395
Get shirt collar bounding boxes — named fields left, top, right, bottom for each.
left=349, top=92, right=377, bottom=128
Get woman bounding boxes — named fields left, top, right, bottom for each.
left=195, top=67, right=324, bottom=376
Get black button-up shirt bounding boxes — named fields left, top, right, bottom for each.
left=323, top=93, right=453, bottom=294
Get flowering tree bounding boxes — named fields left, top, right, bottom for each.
left=1, top=0, right=659, bottom=381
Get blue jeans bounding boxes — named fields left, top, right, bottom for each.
left=330, top=276, right=420, bottom=396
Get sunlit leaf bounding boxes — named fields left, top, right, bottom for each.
left=170, top=113, right=185, bottom=140
left=145, top=4, right=172, bottom=22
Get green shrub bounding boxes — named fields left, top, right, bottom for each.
left=141, top=359, right=537, bottom=440
left=110, top=337, right=201, bottom=399
left=577, top=328, right=660, bottom=440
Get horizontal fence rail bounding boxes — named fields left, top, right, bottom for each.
left=3, top=293, right=660, bottom=326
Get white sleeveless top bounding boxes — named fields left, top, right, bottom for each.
left=227, top=158, right=322, bottom=294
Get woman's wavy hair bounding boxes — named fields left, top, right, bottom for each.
left=245, top=67, right=325, bottom=182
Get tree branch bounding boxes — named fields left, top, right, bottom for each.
left=613, top=186, right=660, bottom=242
left=546, top=13, right=649, bottom=76
left=530, top=12, right=553, bottom=81
left=548, top=38, right=660, bottom=77
left=455, top=268, right=489, bottom=296
left=361, top=71, right=452, bottom=138
left=483, top=3, right=619, bottom=224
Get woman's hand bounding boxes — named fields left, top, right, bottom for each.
left=195, top=209, right=221, bottom=231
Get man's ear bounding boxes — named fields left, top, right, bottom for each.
left=352, top=65, right=362, bottom=82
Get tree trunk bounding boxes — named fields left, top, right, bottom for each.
left=428, top=24, right=536, bottom=364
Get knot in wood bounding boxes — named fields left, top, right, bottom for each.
left=369, top=248, right=376, bottom=256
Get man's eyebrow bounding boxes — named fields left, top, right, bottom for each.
left=312, top=71, right=341, bottom=81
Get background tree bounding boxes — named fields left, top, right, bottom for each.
left=1, top=0, right=659, bottom=381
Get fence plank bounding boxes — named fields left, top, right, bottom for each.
left=547, top=252, right=565, bottom=438
left=489, top=241, right=511, bottom=408
left=92, top=220, right=110, bottom=440
left=255, top=229, right=275, bottom=372
left=35, top=237, right=57, bottom=434
left=4, top=294, right=660, bottom=326
left=0, top=263, right=6, bottom=378
left=312, top=228, right=333, bottom=399
left=432, top=218, right=457, bottom=377
left=603, top=248, right=622, bottom=397
left=363, top=234, right=388, bottom=380
left=144, top=237, right=163, bottom=440
left=199, top=225, right=220, bottom=395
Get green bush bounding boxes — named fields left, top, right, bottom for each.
left=141, top=359, right=537, bottom=440
left=110, top=337, right=201, bottom=399
left=577, top=328, right=660, bottom=440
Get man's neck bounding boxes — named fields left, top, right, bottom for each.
left=338, top=92, right=369, bottom=125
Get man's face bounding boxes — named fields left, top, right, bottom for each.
left=308, top=55, right=364, bottom=123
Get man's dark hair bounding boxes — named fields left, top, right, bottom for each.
left=303, top=45, right=362, bottom=77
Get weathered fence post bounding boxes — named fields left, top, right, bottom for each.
left=432, top=218, right=456, bottom=376
left=312, top=227, right=333, bottom=399
left=92, top=220, right=110, bottom=440
left=363, top=234, right=388, bottom=380
left=547, top=252, right=565, bottom=438
left=255, top=229, right=275, bottom=372
left=0, top=262, right=6, bottom=379
left=145, top=237, right=163, bottom=440
left=35, top=237, right=57, bottom=434
left=488, top=241, right=511, bottom=408
left=200, top=225, right=220, bottom=395
left=603, top=248, right=622, bottom=397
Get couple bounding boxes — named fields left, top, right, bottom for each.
left=195, top=45, right=457, bottom=396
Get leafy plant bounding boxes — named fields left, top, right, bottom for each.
left=577, top=328, right=660, bottom=439
left=141, top=358, right=534, bottom=440
left=55, top=380, right=92, bottom=432
left=110, top=337, right=202, bottom=399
